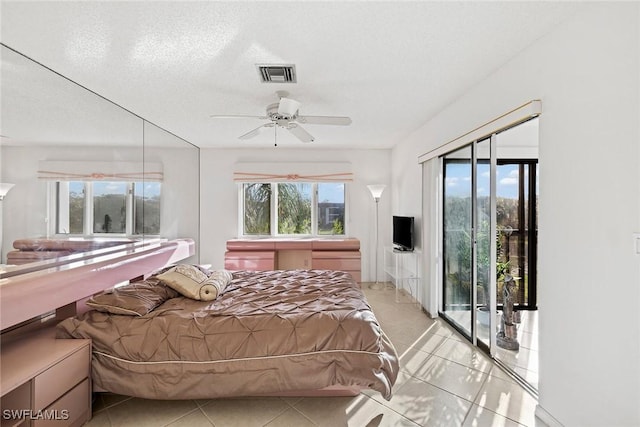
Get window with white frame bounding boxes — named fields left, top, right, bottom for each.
left=240, top=182, right=346, bottom=237
left=54, top=181, right=161, bottom=236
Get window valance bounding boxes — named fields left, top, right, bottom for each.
left=233, top=162, right=353, bottom=182
left=37, top=161, right=164, bottom=182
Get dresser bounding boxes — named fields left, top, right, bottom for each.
left=224, top=238, right=361, bottom=283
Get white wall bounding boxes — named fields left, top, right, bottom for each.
left=1, top=145, right=200, bottom=262
left=392, top=3, right=640, bottom=426
left=199, top=147, right=391, bottom=282
left=391, top=141, right=423, bottom=249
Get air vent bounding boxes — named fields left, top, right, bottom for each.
left=257, top=64, right=296, bottom=83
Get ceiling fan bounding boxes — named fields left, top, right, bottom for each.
left=210, top=91, right=351, bottom=144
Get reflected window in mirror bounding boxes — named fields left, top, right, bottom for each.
left=54, top=181, right=161, bottom=236
left=93, top=181, right=127, bottom=233
left=134, top=182, right=161, bottom=235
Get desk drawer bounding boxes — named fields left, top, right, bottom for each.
left=33, top=346, right=89, bottom=410
left=312, top=258, right=361, bottom=271
left=224, top=251, right=276, bottom=271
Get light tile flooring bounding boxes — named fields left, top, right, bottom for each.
left=445, top=308, right=539, bottom=391
left=495, top=311, right=538, bottom=391
left=84, top=284, right=539, bottom=427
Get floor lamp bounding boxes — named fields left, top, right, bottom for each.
left=367, top=184, right=385, bottom=289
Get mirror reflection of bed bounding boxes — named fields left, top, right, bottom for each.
left=6, top=237, right=139, bottom=266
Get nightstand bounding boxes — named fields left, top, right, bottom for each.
left=1, top=327, right=91, bottom=427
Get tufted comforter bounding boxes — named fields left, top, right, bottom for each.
left=56, top=269, right=399, bottom=400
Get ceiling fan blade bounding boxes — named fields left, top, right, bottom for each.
left=238, top=123, right=274, bottom=140
left=296, top=115, right=352, bottom=126
left=210, top=114, right=269, bottom=120
left=278, top=97, right=301, bottom=116
left=286, top=123, right=315, bottom=143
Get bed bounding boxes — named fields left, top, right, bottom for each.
left=56, top=267, right=399, bottom=401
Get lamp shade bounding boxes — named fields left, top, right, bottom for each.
left=367, top=184, right=386, bottom=200
left=0, top=183, right=14, bottom=200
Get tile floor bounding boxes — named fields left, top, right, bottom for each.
left=494, top=311, right=538, bottom=391
left=84, top=283, right=539, bottom=427
left=444, top=308, right=539, bottom=392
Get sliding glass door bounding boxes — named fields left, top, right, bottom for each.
left=439, top=117, right=539, bottom=393
left=475, top=137, right=494, bottom=350
left=442, top=138, right=496, bottom=345
left=442, top=145, right=474, bottom=338
left=496, top=161, right=538, bottom=310
left=494, top=159, right=539, bottom=391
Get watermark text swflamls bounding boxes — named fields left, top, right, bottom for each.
left=2, top=409, right=70, bottom=421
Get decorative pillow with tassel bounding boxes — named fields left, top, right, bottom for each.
left=157, top=264, right=233, bottom=301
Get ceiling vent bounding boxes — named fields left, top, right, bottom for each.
left=257, top=64, right=296, bottom=83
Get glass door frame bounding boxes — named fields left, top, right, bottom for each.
left=476, top=135, right=498, bottom=355
left=440, top=144, right=474, bottom=341
left=439, top=134, right=498, bottom=356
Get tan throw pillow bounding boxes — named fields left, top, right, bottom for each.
left=86, top=279, right=179, bottom=316
left=156, top=264, right=209, bottom=299
left=200, top=269, right=234, bottom=301
left=157, top=265, right=233, bottom=301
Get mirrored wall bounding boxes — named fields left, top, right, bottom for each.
left=0, top=44, right=199, bottom=271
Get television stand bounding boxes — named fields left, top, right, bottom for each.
left=383, top=247, right=421, bottom=304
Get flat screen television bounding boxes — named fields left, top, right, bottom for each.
left=392, top=216, right=414, bottom=252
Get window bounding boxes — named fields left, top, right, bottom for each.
left=240, top=182, right=346, bottom=237
left=55, top=181, right=161, bottom=236
left=93, top=181, right=127, bottom=233
left=66, top=181, right=85, bottom=234
left=134, top=182, right=162, bottom=235
left=278, top=183, right=312, bottom=234
left=317, top=182, right=345, bottom=235
left=243, top=183, right=271, bottom=234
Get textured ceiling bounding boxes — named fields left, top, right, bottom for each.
left=0, top=1, right=583, bottom=149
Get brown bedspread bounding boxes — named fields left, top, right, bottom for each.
left=56, top=269, right=399, bottom=400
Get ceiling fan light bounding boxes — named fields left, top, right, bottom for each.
left=278, top=97, right=301, bottom=116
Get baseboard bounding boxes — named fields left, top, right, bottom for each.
left=535, top=404, right=564, bottom=427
